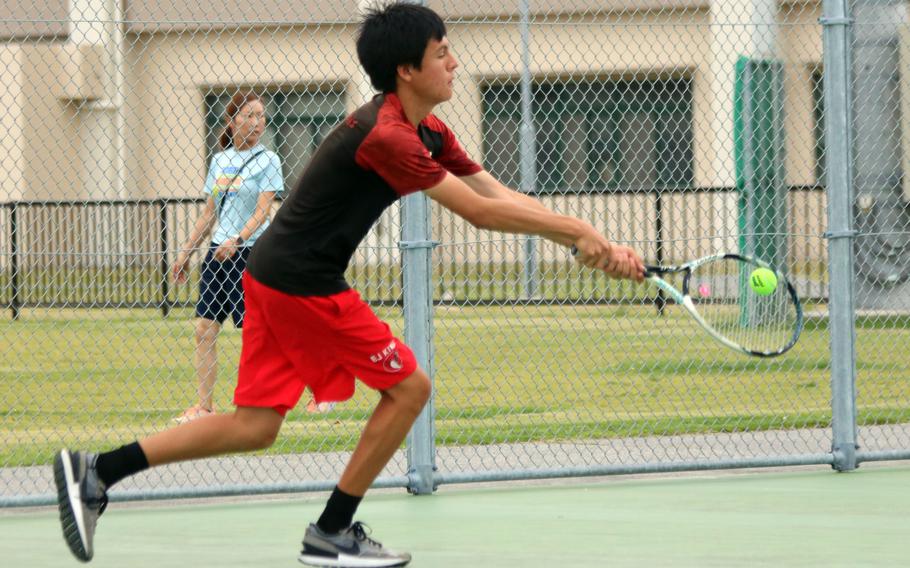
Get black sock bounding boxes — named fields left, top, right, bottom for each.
left=94, top=442, right=150, bottom=488
left=316, top=486, right=363, bottom=534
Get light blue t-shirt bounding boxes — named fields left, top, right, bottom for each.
left=205, top=144, right=283, bottom=245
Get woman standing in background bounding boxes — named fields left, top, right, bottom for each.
left=171, top=91, right=283, bottom=423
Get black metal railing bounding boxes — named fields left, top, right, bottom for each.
left=2, top=198, right=204, bottom=319
left=1, top=186, right=827, bottom=319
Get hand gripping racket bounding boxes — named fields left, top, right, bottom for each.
left=572, top=247, right=804, bottom=357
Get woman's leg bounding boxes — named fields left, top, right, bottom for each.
left=183, top=244, right=226, bottom=418
left=194, top=317, right=222, bottom=411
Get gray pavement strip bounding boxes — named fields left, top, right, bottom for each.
left=1, top=423, right=907, bottom=502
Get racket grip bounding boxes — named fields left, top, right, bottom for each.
left=572, top=244, right=656, bottom=278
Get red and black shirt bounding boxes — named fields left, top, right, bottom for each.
left=246, top=93, right=482, bottom=296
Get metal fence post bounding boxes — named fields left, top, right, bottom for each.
left=9, top=204, right=20, bottom=320
left=654, top=192, right=666, bottom=315
left=158, top=199, right=171, bottom=318
left=401, top=192, right=436, bottom=494
left=396, top=0, right=437, bottom=497
left=519, top=0, right=539, bottom=300
left=821, top=0, right=858, bottom=472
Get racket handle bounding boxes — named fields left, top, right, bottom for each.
left=571, top=244, right=654, bottom=273
left=571, top=244, right=658, bottom=278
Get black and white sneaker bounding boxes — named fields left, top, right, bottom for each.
left=54, top=449, right=108, bottom=562
left=299, top=521, right=411, bottom=567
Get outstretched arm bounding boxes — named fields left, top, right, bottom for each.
left=459, top=170, right=550, bottom=212
left=425, top=172, right=644, bottom=281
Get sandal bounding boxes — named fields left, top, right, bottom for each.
left=306, top=398, right=336, bottom=414
left=173, top=405, right=215, bottom=424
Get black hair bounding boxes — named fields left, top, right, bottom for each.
left=357, top=2, right=447, bottom=93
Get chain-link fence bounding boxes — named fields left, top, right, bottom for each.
left=1, top=0, right=909, bottom=506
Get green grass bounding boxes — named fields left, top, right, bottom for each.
left=1, top=304, right=909, bottom=467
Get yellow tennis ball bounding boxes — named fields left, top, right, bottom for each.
left=749, top=267, right=778, bottom=296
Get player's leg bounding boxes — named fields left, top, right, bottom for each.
left=299, top=371, right=429, bottom=568
left=229, top=275, right=420, bottom=566
left=337, top=369, right=431, bottom=495
left=56, top=273, right=292, bottom=563
left=300, top=289, right=429, bottom=567
left=55, top=406, right=283, bottom=562
left=142, top=406, right=284, bottom=465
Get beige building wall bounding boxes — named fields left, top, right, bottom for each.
left=3, top=5, right=828, bottom=197
left=1, top=1, right=831, bottom=263
left=0, top=0, right=68, bottom=40
left=0, top=46, right=25, bottom=204
left=780, top=7, right=824, bottom=187
left=124, top=23, right=359, bottom=200
left=119, top=9, right=717, bottom=263
left=449, top=10, right=706, bottom=168
left=0, top=44, right=83, bottom=202
left=22, top=47, right=84, bottom=201
left=779, top=7, right=826, bottom=263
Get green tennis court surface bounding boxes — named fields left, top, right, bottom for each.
left=3, top=464, right=908, bottom=567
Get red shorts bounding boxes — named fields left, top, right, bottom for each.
left=234, top=272, right=417, bottom=416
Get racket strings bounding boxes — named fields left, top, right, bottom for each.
left=688, top=258, right=799, bottom=354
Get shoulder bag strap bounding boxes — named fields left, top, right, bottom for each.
left=218, top=149, right=266, bottom=215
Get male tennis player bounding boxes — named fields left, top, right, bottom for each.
left=54, top=3, right=644, bottom=566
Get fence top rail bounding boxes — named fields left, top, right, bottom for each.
left=0, top=185, right=825, bottom=209
left=1, top=197, right=206, bottom=208
left=528, top=184, right=824, bottom=196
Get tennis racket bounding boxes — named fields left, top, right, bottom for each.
left=572, top=247, right=804, bottom=357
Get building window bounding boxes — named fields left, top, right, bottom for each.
left=811, top=70, right=826, bottom=186
left=482, top=77, right=693, bottom=193
left=204, top=88, right=346, bottom=192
